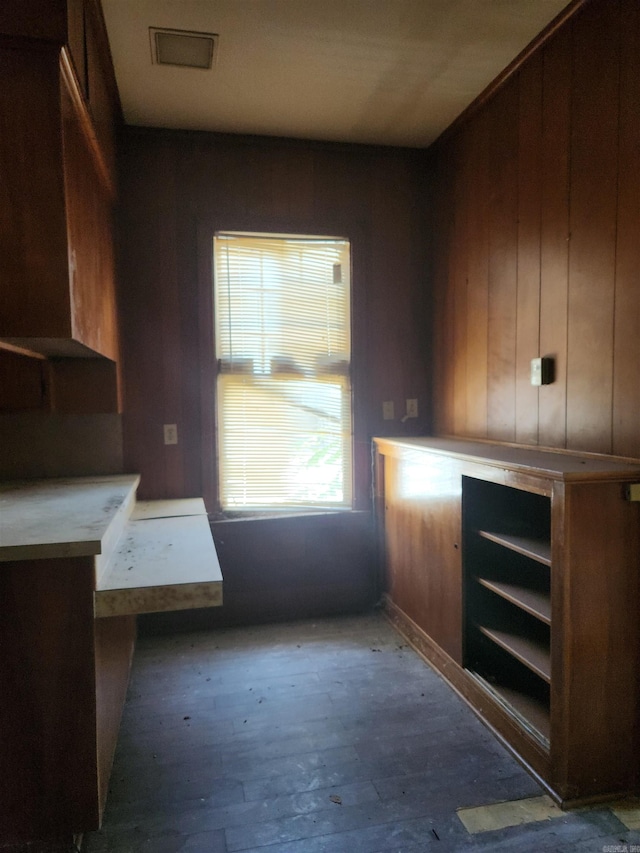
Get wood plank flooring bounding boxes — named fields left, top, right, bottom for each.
left=84, top=613, right=640, bottom=852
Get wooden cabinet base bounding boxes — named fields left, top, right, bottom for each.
left=375, top=437, right=640, bottom=808
left=0, top=558, right=135, bottom=843
left=384, top=596, right=639, bottom=809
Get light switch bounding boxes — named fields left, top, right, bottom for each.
left=531, top=357, right=554, bottom=386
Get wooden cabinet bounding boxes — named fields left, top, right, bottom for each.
left=374, top=437, right=640, bottom=806
left=0, top=1, right=119, bottom=359
left=0, top=477, right=223, bottom=845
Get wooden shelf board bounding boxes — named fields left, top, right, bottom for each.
left=478, top=624, right=551, bottom=683
left=478, top=530, right=551, bottom=566
left=477, top=578, right=551, bottom=624
left=469, top=671, right=550, bottom=746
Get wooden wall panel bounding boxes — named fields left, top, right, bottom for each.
left=464, top=110, right=490, bottom=438
left=450, top=134, right=469, bottom=436
left=430, top=0, right=640, bottom=460
left=538, top=26, right=571, bottom=448
left=0, top=350, right=46, bottom=412
left=119, top=132, right=430, bottom=506
left=515, top=55, right=543, bottom=445
left=486, top=82, right=519, bottom=442
left=565, top=0, right=620, bottom=453
left=119, top=140, right=181, bottom=500
left=430, top=145, right=457, bottom=437
left=118, top=132, right=429, bottom=623
left=613, top=0, right=640, bottom=457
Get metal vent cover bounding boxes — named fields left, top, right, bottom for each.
left=150, top=27, right=218, bottom=69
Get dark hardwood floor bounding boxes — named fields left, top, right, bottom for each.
left=84, top=613, right=639, bottom=852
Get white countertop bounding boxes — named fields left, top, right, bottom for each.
left=0, top=475, right=140, bottom=562
left=95, top=501, right=223, bottom=617
left=0, top=481, right=223, bottom=618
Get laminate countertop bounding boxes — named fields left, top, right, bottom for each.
left=0, top=475, right=140, bottom=562
left=0, top=476, right=223, bottom=616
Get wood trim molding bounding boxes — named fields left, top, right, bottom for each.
left=60, top=46, right=115, bottom=197
left=382, top=595, right=555, bottom=801
left=85, top=0, right=124, bottom=126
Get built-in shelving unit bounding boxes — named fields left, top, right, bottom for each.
left=463, top=476, right=552, bottom=745
left=374, top=436, right=640, bottom=806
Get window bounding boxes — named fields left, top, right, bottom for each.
left=213, top=232, right=352, bottom=511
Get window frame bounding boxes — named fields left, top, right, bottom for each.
left=197, top=217, right=369, bottom=518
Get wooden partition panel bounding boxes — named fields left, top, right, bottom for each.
left=429, top=0, right=640, bottom=460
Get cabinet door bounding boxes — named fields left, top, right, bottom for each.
left=383, top=452, right=463, bottom=662
left=62, top=80, right=118, bottom=360
left=0, top=44, right=70, bottom=340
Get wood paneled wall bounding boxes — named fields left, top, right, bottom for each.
left=117, top=130, right=430, bottom=625
left=117, top=130, right=431, bottom=504
left=429, top=0, right=640, bottom=458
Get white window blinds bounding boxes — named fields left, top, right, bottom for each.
left=214, top=232, right=352, bottom=510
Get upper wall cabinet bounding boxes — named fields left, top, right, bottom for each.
left=0, top=0, right=119, bottom=360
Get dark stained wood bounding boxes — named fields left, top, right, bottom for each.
left=464, top=110, right=490, bottom=438
left=118, top=138, right=182, bottom=500
left=565, top=0, right=620, bottom=453
left=84, top=0, right=117, bottom=180
left=612, top=0, right=640, bottom=457
left=0, top=28, right=119, bottom=359
left=118, top=129, right=430, bottom=514
left=429, top=143, right=456, bottom=436
left=0, top=350, right=46, bottom=412
left=486, top=82, right=519, bottom=442
left=478, top=625, right=550, bottom=683
left=66, top=0, right=86, bottom=98
left=46, top=358, right=119, bottom=413
left=477, top=530, right=551, bottom=565
left=0, top=0, right=67, bottom=42
left=377, top=437, right=640, bottom=805
left=0, top=44, right=70, bottom=340
left=554, top=481, right=640, bottom=799
left=62, top=77, right=118, bottom=360
left=430, top=0, right=640, bottom=462
left=538, top=24, right=571, bottom=449
left=0, top=413, right=123, bottom=480
left=477, top=578, right=551, bottom=624
left=450, top=134, right=469, bottom=435
left=0, top=557, right=99, bottom=841
left=515, top=54, right=542, bottom=445
left=94, top=615, right=136, bottom=817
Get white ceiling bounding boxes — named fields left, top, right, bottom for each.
left=102, top=0, right=571, bottom=149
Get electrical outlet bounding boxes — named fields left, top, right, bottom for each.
left=382, top=401, right=394, bottom=420
left=406, top=398, right=418, bottom=418
left=163, top=423, right=178, bottom=445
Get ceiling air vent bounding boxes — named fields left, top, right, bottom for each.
left=150, top=27, right=218, bottom=70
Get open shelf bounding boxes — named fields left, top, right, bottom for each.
left=477, top=624, right=550, bottom=683
left=478, top=530, right=551, bottom=566
left=477, top=577, right=551, bottom=624
left=469, top=670, right=550, bottom=745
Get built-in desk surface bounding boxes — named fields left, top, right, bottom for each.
left=95, top=500, right=223, bottom=617
left=0, top=475, right=140, bottom=562
left=0, top=478, right=223, bottom=618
